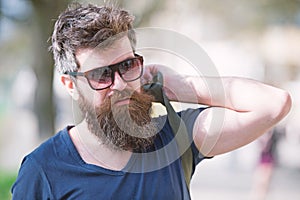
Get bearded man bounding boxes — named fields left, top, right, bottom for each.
left=12, top=3, right=291, bottom=200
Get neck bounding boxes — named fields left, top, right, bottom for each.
left=69, top=121, right=132, bottom=171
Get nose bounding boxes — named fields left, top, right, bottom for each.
left=110, top=71, right=127, bottom=91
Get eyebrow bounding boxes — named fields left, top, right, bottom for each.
left=85, top=56, right=136, bottom=72
left=109, top=55, right=135, bottom=65
left=108, top=55, right=136, bottom=66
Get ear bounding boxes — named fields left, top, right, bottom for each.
left=60, top=75, right=79, bottom=100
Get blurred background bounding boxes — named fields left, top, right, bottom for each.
left=1, top=0, right=300, bottom=199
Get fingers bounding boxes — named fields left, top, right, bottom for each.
left=141, top=68, right=152, bottom=85
left=141, top=64, right=177, bottom=85
left=141, top=65, right=158, bottom=85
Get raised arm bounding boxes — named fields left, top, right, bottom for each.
left=143, top=65, right=292, bottom=157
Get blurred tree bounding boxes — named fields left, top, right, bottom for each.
left=1, top=0, right=299, bottom=139
left=0, top=0, right=70, bottom=138
left=195, top=0, right=300, bottom=33
left=30, top=0, right=69, bottom=138
left=118, top=0, right=164, bottom=26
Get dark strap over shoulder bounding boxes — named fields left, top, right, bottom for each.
left=143, top=72, right=193, bottom=189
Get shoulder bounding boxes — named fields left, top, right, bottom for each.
left=11, top=126, right=73, bottom=199
left=178, top=107, right=207, bottom=129
left=154, top=107, right=206, bottom=139
left=11, top=153, right=52, bottom=199
left=29, top=126, right=71, bottom=161
left=153, top=107, right=207, bottom=153
left=15, top=126, right=73, bottom=177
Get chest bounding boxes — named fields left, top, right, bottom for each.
left=50, top=163, right=187, bottom=200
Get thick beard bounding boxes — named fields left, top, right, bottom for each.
left=78, top=89, right=158, bottom=152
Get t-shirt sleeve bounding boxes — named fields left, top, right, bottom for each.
left=11, top=155, right=52, bottom=200
left=179, top=108, right=212, bottom=167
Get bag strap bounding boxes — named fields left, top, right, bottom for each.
left=143, top=72, right=193, bottom=189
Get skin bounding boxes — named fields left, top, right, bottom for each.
left=61, top=37, right=139, bottom=170
left=60, top=36, right=292, bottom=169
left=144, top=64, right=292, bottom=157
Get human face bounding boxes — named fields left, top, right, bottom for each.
left=73, top=37, right=158, bottom=151
left=74, top=37, right=141, bottom=107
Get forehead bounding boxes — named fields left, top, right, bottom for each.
left=75, top=37, right=134, bottom=72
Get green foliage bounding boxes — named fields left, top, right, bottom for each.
left=0, top=171, right=17, bottom=200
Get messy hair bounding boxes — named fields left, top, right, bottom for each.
left=50, top=3, right=136, bottom=74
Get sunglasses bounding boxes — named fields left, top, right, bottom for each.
left=66, top=54, right=144, bottom=90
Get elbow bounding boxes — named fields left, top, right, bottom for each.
left=274, top=90, right=292, bottom=122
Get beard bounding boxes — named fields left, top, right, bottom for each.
left=77, top=88, right=158, bottom=152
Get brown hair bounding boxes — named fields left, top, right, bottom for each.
left=50, top=3, right=136, bottom=74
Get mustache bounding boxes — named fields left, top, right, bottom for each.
left=109, top=89, right=140, bottom=104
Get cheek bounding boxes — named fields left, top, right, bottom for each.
left=79, top=86, right=107, bottom=108
left=91, top=92, right=107, bottom=107
left=128, top=79, right=141, bottom=92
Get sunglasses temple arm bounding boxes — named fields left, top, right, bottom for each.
left=67, top=72, right=85, bottom=77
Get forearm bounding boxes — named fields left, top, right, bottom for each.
left=164, top=75, right=228, bottom=106
left=167, top=75, right=291, bottom=119
left=146, top=66, right=291, bottom=156
left=144, top=65, right=291, bottom=121
left=184, top=76, right=292, bottom=156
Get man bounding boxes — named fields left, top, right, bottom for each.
left=11, top=3, right=291, bottom=200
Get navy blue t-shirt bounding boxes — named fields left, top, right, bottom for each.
left=12, top=108, right=207, bottom=200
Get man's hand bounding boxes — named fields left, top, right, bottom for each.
left=142, top=63, right=292, bottom=158
left=142, top=64, right=199, bottom=103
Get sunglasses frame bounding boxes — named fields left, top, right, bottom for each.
left=66, top=54, right=144, bottom=91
